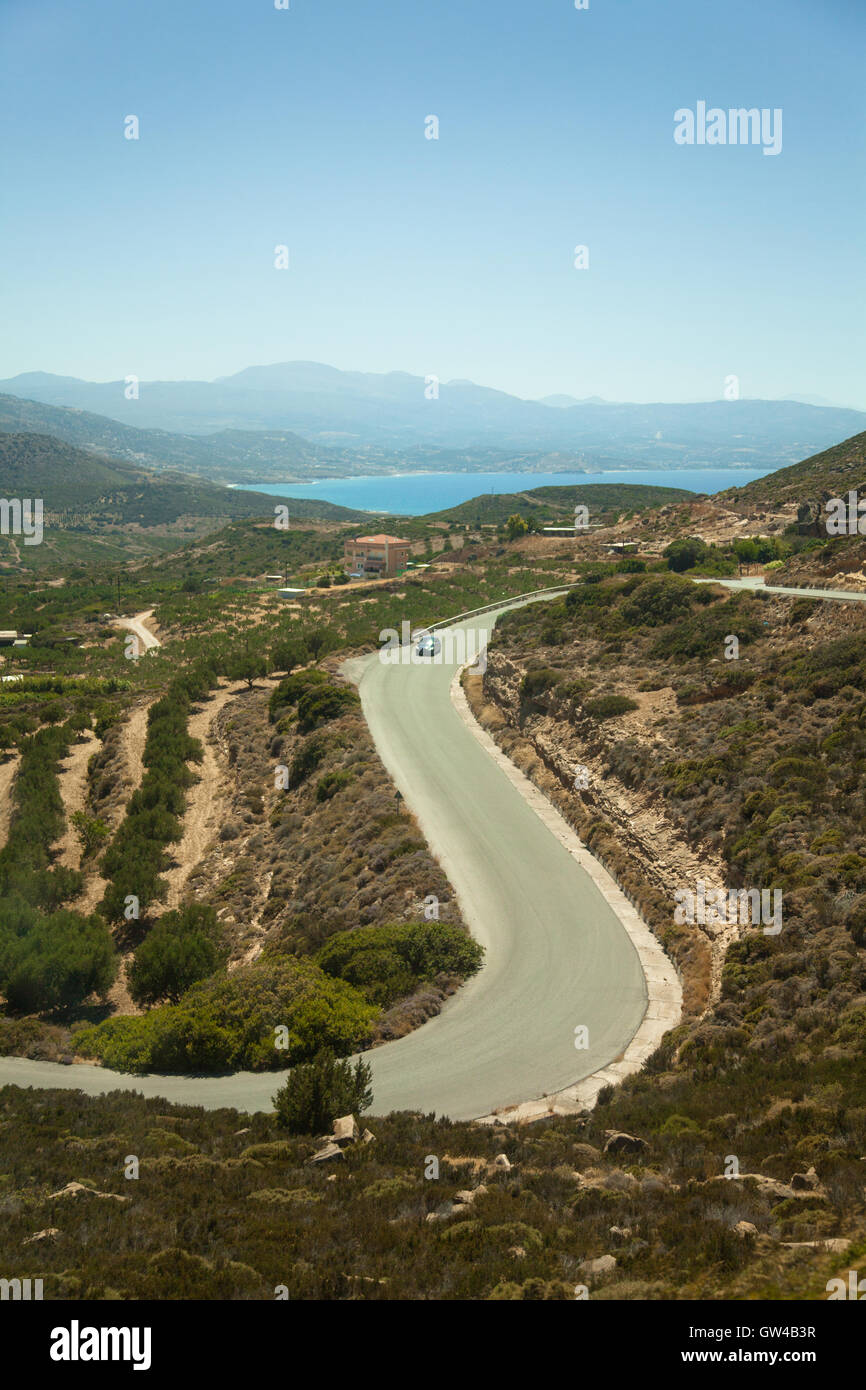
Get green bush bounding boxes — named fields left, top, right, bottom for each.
left=296, top=685, right=359, bottom=734
left=663, top=536, right=709, bottom=572
left=519, top=669, right=559, bottom=705
left=621, top=575, right=695, bottom=627
left=70, top=811, right=111, bottom=859
left=128, top=904, right=226, bottom=1006
left=564, top=583, right=614, bottom=613
left=0, top=909, right=117, bottom=1014
left=289, top=734, right=330, bottom=789
left=269, top=669, right=328, bottom=722
left=273, top=1050, right=373, bottom=1135
left=76, top=955, right=377, bottom=1073
left=315, top=770, right=353, bottom=802
left=556, top=678, right=591, bottom=700
left=316, top=921, right=483, bottom=1008
left=584, top=695, right=638, bottom=720
left=652, top=598, right=761, bottom=660
left=789, top=598, right=818, bottom=625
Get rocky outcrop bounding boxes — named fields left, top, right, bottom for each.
left=306, top=1142, right=344, bottom=1166
left=48, top=1182, right=129, bottom=1203
left=703, top=1172, right=827, bottom=1203
left=603, top=1131, right=649, bottom=1158
left=332, top=1114, right=359, bottom=1146
left=790, top=1166, right=821, bottom=1192
left=579, top=1253, right=617, bottom=1281
left=307, top=1115, right=376, bottom=1165
left=425, top=1182, right=488, bottom=1223
left=23, top=1227, right=59, bottom=1245
left=796, top=499, right=826, bottom=536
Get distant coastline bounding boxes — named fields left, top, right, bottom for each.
left=228, top=465, right=768, bottom=516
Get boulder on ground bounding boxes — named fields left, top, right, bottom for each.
left=603, top=1131, right=649, bottom=1157
left=332, top=1115, right=359, bottom=1146
left=707, top=1172, right=822, bottom=1202
left=454, top=1184, right=487, bottom=1207
left=23, top=1228, right=59, bottom=1245
left=608, top=1225, right=634, bottom=1243
left=579, top=1254, right=617, bottom=1280
left=48, top=1182, right=129, bottom=1203
left=306, top=1142, right=344, bottom=1166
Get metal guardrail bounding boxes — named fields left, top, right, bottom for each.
left=423, top=585, right=572, bottom=635
left=385, top=584, right=572, bottom=652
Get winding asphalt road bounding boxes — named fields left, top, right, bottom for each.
left=0, top=594, right=650, bottom=1120
left=3, top=576, right=861, bottom=1118
left=339, top=604, right=649, bottom=1118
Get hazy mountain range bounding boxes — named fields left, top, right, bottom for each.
left=0, top=362, right=863, bottom=478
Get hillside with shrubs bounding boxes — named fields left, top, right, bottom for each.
left=0, top=649, right=483, bottom=1073
left=1, top=1078, right=863, bottom=1301
left=3, top=454, right=866, bottom=1300
left=456, top=564, right=866, bottom=1258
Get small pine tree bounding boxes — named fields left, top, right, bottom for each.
left=272, top=1050, right=373, bottom=1135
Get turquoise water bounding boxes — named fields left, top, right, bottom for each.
left=238, top=467, right=767, bottom=516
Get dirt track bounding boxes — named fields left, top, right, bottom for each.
left=52, top=731, right=99, bottom=872
left=0, top=753, right=20, bottom=850
left=162, top=685, right=238, bottom=909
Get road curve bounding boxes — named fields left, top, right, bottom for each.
left=699, top=576, right=866, bottom=603
left=0, top=593, right=653, bottom=1118
left=112, top=610, right=161, bottom=652
left=339, top=604, right=650, bottom=1118
left=4, top=579, right=866, bottom=1117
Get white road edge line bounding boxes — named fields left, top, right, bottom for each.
left=450, top=648, right=683, bottom=1125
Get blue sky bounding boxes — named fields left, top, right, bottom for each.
left=1, top=0, right=863, bottom=405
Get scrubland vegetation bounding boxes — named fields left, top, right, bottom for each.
left=0, top=718, right=116, bottom=1015
left=0, top=589, right=491, bottom=1070
left=2, top=443, right=866, bottom=1300
left=1, top=1081, right=863, bottom=1301
left=458, top=565, right=866, bottom=1285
